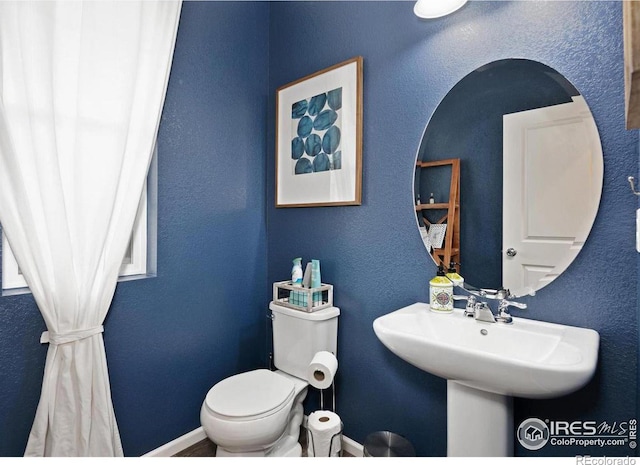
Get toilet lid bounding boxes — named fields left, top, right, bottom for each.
left=205, top=369, right=295, bottom=419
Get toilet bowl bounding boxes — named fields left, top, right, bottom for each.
left=200, top=369, right=308, bottom=457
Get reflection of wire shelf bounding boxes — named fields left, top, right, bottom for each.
left=416, top=158, right=460, bottom=270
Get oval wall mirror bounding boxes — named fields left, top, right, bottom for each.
left=414, top=58, right=603, bottom=297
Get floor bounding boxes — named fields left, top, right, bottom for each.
left=173, top=426, right=354, bottom=457
left=173, top=438, right=217, bottom=457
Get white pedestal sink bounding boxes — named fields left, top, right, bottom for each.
left=373, top=303, right=599, bottom=457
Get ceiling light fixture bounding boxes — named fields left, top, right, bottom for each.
left=414, top=0, right=468, bottom=19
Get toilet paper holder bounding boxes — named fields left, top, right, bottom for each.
left=307, top=377, right=341, bottom=456
left=308, top=351, right=338, bottom=411
left=307, top=418, right=343, bottom=457
left=318, top=379, right=336, bottom=413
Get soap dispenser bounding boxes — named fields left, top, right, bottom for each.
left=430, top=265, right=453, bottom=313
left=446, top=262, right=464, bottom=287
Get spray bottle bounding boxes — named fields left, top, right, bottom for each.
left=290, top=257, right=305, bottom=306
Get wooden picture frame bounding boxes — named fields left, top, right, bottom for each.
left=276, top=56, right=363, bottom=207
left=625, top=1, right=640, bottom=129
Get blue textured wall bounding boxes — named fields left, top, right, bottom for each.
left=0, top=1, right=637, bottom=458
left=0, top=2, right=269, bottom=456
left=268, top=1, right=638, bottom=457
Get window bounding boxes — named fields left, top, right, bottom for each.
left=1, top=149, right=157, bottom=295
left=118, top=179, right=148, bottom=277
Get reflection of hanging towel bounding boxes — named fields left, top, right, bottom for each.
left=419, top=226, right=432, bottom=251
left=428, top=224, right=447, bottom=249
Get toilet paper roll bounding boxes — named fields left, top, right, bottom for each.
left=307, top=410, right=342, bottom=457
left=307, top=351, right=338, bottom=390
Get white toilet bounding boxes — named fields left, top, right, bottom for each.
left=200, top=301, right=339, bottom=457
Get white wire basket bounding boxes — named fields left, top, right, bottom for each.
left=272, top=280, right=333, bottom=312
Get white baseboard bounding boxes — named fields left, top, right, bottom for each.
left=142, top=423, right=364, bottom=458
left=341, top=434, right=364, bottom=457
left=142, top=426, right=207, bottom=457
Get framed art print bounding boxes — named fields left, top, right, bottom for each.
left=276, top=56, right=363, bottom=207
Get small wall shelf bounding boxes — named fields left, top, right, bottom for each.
left=415, top=203, right=450, bottom=210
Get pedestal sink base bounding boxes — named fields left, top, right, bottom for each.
left=447, top=381, right=513, bottom=457
left=373, top=304, right=599, bottom=456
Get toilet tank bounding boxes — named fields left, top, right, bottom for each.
left=269, top=302, right=339, bottom=380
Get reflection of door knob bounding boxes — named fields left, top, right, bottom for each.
left=506, top=248, right=517, bottom=257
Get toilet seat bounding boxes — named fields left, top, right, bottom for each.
left=204, top=369, right=295, bottom=421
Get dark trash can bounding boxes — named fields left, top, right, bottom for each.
left=363, top=431, right=416, bottom=457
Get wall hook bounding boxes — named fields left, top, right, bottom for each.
left=628, top=176, right=640, bottom=196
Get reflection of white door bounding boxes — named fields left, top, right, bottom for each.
left=503, top=96, right=603, bottom=293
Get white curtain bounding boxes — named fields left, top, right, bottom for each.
left=0, top=1, right=181, bottom=456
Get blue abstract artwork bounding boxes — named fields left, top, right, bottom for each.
left=291, top=87, right=342, bottom=175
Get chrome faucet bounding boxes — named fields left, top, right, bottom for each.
left=453, top=283, right=527, bottom=324
left=473, top=301, right=497, bottom=323
left=453, top=294, right=497, bottom=322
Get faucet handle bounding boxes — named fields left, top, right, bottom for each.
left=496, top=298, right=526, bottom=324
left=499, top=299, right=527, bottom=311
left=496, top=288, right=510, bottom=299
left=453, top=294, right=477, bottom=317
left=452, top=294, right=475, bottom=302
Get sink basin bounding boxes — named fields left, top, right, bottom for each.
left=373, top=302, right=599, bottom=399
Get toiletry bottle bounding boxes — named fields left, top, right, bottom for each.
left=311, top=259, right=322, bottom=306
left=290, top=257, right=305, bottom=307
left=291, top=258, right=303, bottom=286
left=302, top=262, right=312, bottom=289
left=429, top=193, right=435, bottom=204
left=446, top=262, right=464, bottom=287
left=430, top=265, right=453, bottom=313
